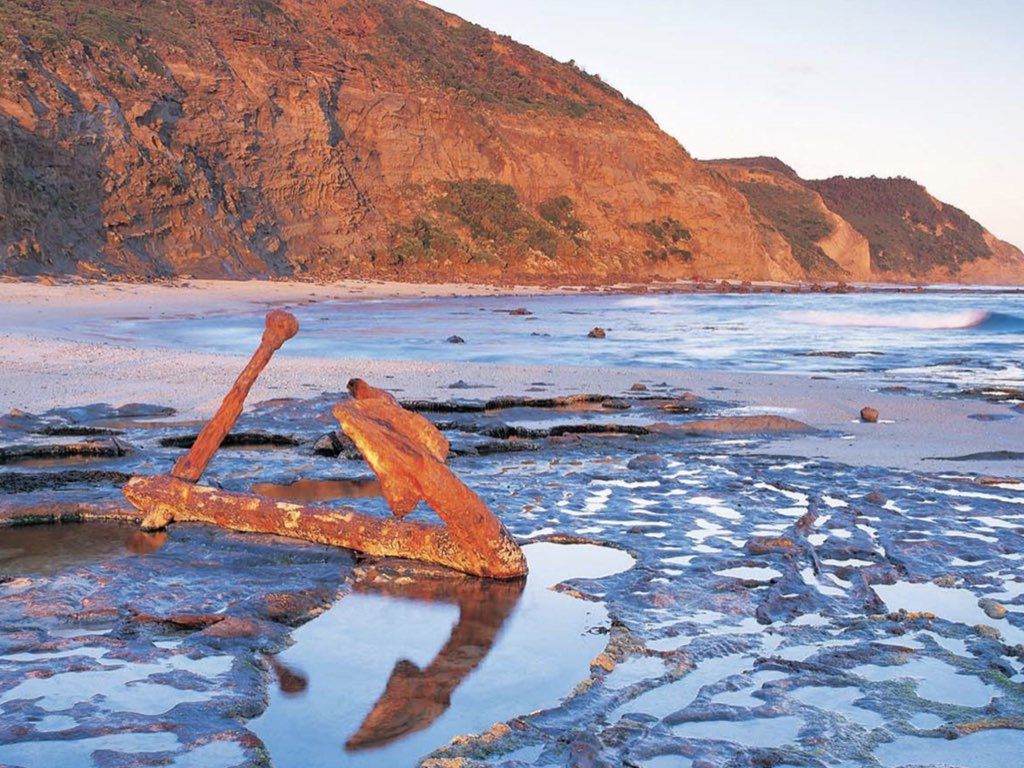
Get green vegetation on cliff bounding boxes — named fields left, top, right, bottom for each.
left=635, top=216, right=692, bottom=262
left=369, top=0, right=621, bottom=116
left=732, top=180, right=842, bottom=275
left=808, top=176, right=989, bottom=276
left=388, top=180, right=577, bottom=267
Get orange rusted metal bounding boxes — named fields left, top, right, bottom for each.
left=123, top=474, right=525, bottom=578
left=333, top=397, right=526, bottom=577
left=171, top=309, right=299, bottom=483
left=122, top=311, right=527, bottom=580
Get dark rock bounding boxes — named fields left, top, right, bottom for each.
left=479, top=425, right=548, bottom=440
left=860, top=406, right=879, bottom=423
left=925, top=450, right=1024, bottom=462
left=446, top=335, right=466, bottom=344
left=474, top=439, right=540, bottom=455
left=400, top=400, right=487, bottom=413
left=0, top=438, right=133, bottom=464
left=958, top=386, right=1024, bottom=403
left=587, top=327, right=606, bottom=338
left=159, top=432, right=300, bottom=449
left=482, top=394, right=607, bottom=410
left=115, top=403, right=177, bottom=418
left=508, top=308, right=532, bottom=316
left=626, top=454, right=666, bottom=471
left=312, top=431, right=360, bottom=458
left=548, top=424, right=649, bottom=436
left=0, top=470, right=133, bottom=494
left=32, top=426, right=124, bottom=437
left=798, top=350, right=857, bottom=358
left=657, top=396, right=701, bottom=414
left=967, top=413, right=1013, bottom=422
left=600, top=399, right=631, bottom=410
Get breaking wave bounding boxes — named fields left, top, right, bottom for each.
left=979, top=311, right=1024, bottom=333
left=786, top=310, right=1023, bottom=332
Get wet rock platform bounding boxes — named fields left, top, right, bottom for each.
left=2, top=387, right=1023, bottom=767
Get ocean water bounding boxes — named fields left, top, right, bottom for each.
left=98, top=289, right=1024, bottom=391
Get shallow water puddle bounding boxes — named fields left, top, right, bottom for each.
left=0, top=522, right=166, bottom=577
left=249, top=542, right=634, bottom=767
left=611, top=653, right=756, bottom=721
left=709, top=669, right=788, bottom=707
left=0, top=732, right=182, bottom=768
left=713, top=566, right=783, bottom=582
left=637, top=755, right=694, bottom=768
left=873, top=580, right=1024, bottom=646
left=851, top=657, right=998, bottom=707
left=0, top=650, right=233, bottom=715
left=0, top=736, right=246, bottom=768
left=874, top=728, right=1024, bottom=768
left=671, top=714, right=805, bottom=747
left=788, top=685, right=885, bottom=729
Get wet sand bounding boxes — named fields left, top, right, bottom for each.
left=1, top=279, right=1020, bottom=476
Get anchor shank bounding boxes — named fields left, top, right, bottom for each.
left=171, top=310, right=298, bottom=482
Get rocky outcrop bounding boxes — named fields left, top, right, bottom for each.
left=0, top=2, right=1020, bottom=284
left=709, top=160, right=872, bottom=281
left=0, top=0, right=794, bottom=283
left=807, top=175, right=1024, bottom=284
left=710, top=158, right=1022, bottom=284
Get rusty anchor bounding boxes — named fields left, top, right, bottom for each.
left=122, top=310, right=527, bottom=580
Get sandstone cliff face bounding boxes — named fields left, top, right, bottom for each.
left=0, top=1, right=1019, bottom=284
left=806, top=175, right=1024, bottom=285
left=0, top=0, right=795, bottom=282
left=708, top=160, right=872, bottom=282
left=711, top=158, right=1022, bottom=285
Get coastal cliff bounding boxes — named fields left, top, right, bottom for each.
left=0, top=0, right=1020, bottom=284
left=709, top=157, right=1023, bottom=285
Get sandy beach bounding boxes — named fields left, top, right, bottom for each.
left=1, top=278, right=1020, bottom=477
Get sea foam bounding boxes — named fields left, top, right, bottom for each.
left=785, top=309, right=992, bottom=330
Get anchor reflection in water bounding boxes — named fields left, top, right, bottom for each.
left=265, top=570, right=525, bottom=751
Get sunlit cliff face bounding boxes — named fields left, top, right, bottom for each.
left=4, top=1, right=1018, bottom=284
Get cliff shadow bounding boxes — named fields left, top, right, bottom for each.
left=0, top=115, right=107, bottom=276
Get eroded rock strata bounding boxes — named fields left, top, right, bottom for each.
left=1, top=1, right=1020, bottom=284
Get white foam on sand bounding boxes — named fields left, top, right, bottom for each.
left=1, top=279, right=1021, bottom=476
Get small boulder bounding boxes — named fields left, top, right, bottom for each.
left=978, top=597, right=1008, bottom=620
left=860, top=406, right=879, bottom=423
left=587, top=327, right=606, bottom=339
left=627, top=454, right=666, bottom=470
left=312, top=431, right=359, bottom=458
left=600, top=399, right=631, bottom=410
left=446, top=335, right=465, bottom=344
left=629, top=383, right=648, bottom=392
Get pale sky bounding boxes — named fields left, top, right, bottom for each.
left=430, top=0, right=1024, bottom=250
